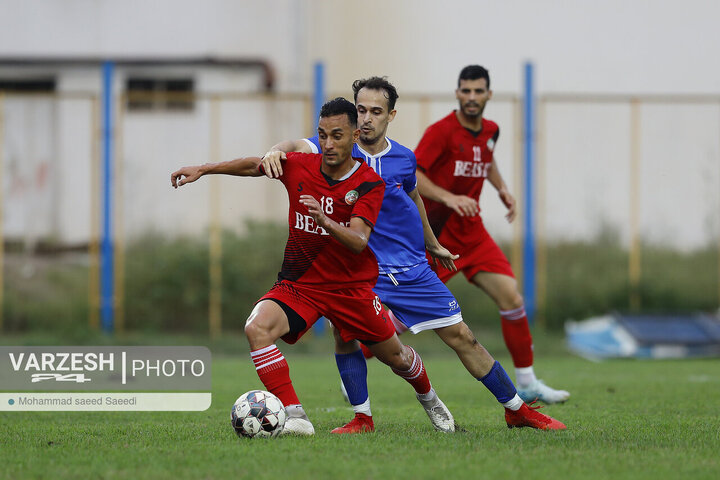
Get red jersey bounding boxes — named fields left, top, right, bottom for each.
left=272, top=152, right=385, bottom=290
left=415, top=112, right=500, bottom=249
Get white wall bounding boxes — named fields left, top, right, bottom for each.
left=0, top=0, right=310, bottom=91
left=1, top=0, right=719, bottom=249
left=4, top=0, right=719, bottom=94
left=309, top=0, right=720, bottom=95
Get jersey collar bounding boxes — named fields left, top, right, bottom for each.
left=356, top=137, right=392, bottom=159
left=320, top=159, right=362, bottom=186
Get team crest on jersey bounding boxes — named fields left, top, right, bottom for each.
left=487, top=138, right=496, bottom=151
left=344, top=190, right=359, bottom=205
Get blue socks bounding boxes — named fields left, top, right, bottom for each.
left=478, top=361, right=518, bottom=403
left=335, top=349, right=369, bottom=405
left=337, top=353, right=517, bottom=408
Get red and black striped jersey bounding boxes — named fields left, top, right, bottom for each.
left=270, top=152, right=385, bottom=290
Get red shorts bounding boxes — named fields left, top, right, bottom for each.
left=430, top=228, right=515, bottom=283
left=258, top=280, right=395, bottom=345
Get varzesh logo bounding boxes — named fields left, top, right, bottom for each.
left=6, top=349, right=207, bottom=385
left=9, top=352, right=114, bottom=384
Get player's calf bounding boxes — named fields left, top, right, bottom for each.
left=372, top=339, right=455, bottom=433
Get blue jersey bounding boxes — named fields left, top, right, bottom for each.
left=304, top=136, right=428, bottom=273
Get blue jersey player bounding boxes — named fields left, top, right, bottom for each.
left=261, top=77, right=566, bottom=433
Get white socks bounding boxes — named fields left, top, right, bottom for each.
left=352, top=398, right=372, bottom=416
left=416, top=387, right=437, bottom=403
left=516, top=366, right=537, bottom=388
left=285, top=404, right=308, bottom=419
left=502, top=394, right=524, bottom=411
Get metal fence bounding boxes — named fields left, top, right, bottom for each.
left=1, top=90, right=719, bottom=333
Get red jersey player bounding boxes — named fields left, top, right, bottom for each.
left=171, top=97, right=455, bottom=435
left=415, top=65, right=570, bottom=404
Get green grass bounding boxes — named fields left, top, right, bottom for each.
left=1, top=334, right=719, bottom=479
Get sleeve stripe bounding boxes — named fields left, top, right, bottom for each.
left=302, top=138, right=319, bottom=154
left=351, top=214, right=375, bottom=229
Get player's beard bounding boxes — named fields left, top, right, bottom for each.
left=360, top=124, right=383, bottom=145
left=359, top=131, right=382, bottom=146
left=323, top=153, right=343, bottom=167
left=462, top=102, right=484, bottom=118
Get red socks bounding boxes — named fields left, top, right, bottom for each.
left=500, top=306, right=534, bottom=368
left=391, top=346, right=432, bottom=395
left=250, top=344, right=299, bottom=407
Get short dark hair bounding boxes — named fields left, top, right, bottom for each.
left=319, top=97, right=358, bottom=128
left=458, top=65, right=490, bottom=89
left=352, top=76, right=399, bottom=111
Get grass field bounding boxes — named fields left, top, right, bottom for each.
left=1, top=332, right=719, bottom=479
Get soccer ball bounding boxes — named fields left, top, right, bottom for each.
left=231, top=390, right=286, bottom=438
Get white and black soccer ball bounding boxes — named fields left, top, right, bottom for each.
left=231, top=390, right=286, bottom=438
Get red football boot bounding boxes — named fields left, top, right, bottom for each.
left=505, top=401, right=567, bottom=430
left=331, top=413, right=375, bottom=434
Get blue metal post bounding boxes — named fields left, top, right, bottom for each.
left=100, top=61, right=115, bottom=333
left=313, top=61, right=325, bottom=129
left=313, top=61, right=326, bottom=335
left=522, top=62, right=536, bottom=325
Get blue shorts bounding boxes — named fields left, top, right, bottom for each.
left=374, top=263, right=463, bottom=334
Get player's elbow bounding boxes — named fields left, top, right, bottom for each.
left=348, top=244, right=367, bottom=255
left=349, top=235, right=369, bottom=254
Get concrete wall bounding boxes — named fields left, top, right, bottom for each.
left=1, top=0, right=719, bottom=249
left=5, top=0, right=718, bottom=94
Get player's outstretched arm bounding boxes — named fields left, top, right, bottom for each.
left=171, top=157, right=264, bottom=188
left=299, top=195, right=372, bottom=254
left=260, top=140, right=314, bottom=179
left=407, top=188, right=458, bottom=271
left=486, top=160, right=516, bottom=222
left=416, top=170, right=479, bottom=217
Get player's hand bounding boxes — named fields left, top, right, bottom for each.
left=426, top=243, right=459, bottom=272
left=299, top=195, right=328, bottom=227
left=261, top=151, right=286, bottom=178
left=171, top=166, right=203, bottom=188
left=498, top=189, right=516, bottom=222
left=444, top=194, right=479, bottom=217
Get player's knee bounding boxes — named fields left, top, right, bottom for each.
left=243, top=320, right=261, bottom=341
left=244, top=316, right=274, bottom=343
left=509, top=293, right=524, bottom=310
left=438, top=322, right=473, bottom=349
left=393, top=345, right=414, bottom=371
left=462, top=324, right=478, bottom=343
left=498, top=292, right=524, bottom=311
left=389, top=355, right=411, bottom=371
left=374, top=345, right=410, bottom=370
left=452, top=323, right=478, bottom=348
